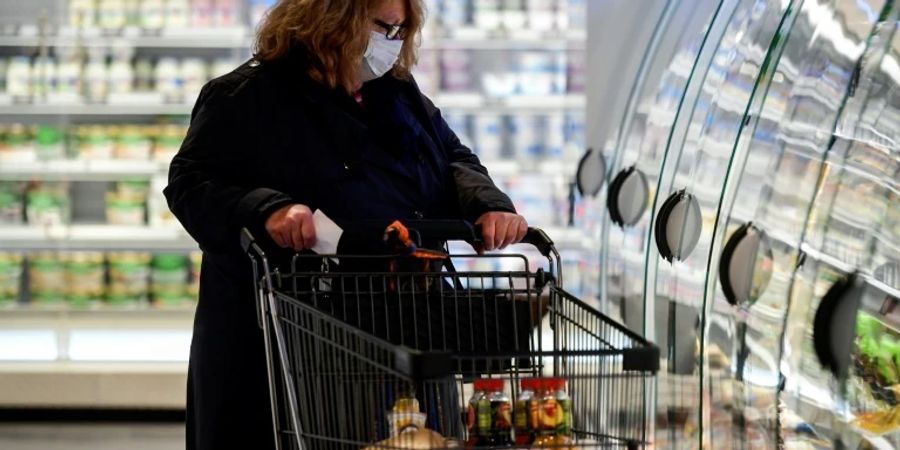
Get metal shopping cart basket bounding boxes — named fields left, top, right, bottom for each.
left=242, top=221, right=659, bottom=450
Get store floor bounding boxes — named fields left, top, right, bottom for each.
left=0, top=423, right=184, bottom=450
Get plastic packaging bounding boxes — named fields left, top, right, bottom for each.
left=165, top=0, right=191, bottom=28
left=107, top=251, right=151, bottom=305
left=151, top=253, right=190, bottom=307
left=0, top=253, right=23, bottom=306
left=29, top=253, right=66, bottom=305
left=26, top=182, right=70, bottom=226
left=83, top=53, right=110, bottom=103
left=64, top=252, right=106, bottom=307
left=139, top=0, right=165, bottom=29
left=35, top=126, right=65, bottom=160
left=6, top=56, right=32, bottom=99
left=0, top=182, right=25, bottom=225
left=116, top=125, right=152, bottom=159
left=388, top=391, right=427, bottom=437
left=77, top=125, right=115, bottom=159
left=98, top=0, right=128, bottom=29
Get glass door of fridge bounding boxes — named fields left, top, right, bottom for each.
left=702, top=1, right=891, bottom=449
left=639, top=0, right=794, bottom=448
left=599, top=0, right=724, bottom=335
left=793, top=7, right=900, bottom=447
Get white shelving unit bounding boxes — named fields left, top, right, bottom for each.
left=0, top=159, right=166, bottom=181
left=0, top=225, right=196, bottom=251
left=0, top=93, right=585, bottom=116
left=0, top=26, right=250, bottom=49
left=0, top=0, right=589, bottom=411
left=0, top=101, right=194, bottom=116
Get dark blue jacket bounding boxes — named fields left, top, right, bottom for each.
left=164, top=49, right=515, bottom=450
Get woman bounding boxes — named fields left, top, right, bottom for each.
left=164, top=0, right=528, bottom=448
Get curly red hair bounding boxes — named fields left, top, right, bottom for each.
left=255, top=0, right=424, bottom=93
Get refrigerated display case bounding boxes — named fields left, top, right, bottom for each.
left=0, top=0, right=590, bottom=409
left=587, top=0, right=898, bottom=448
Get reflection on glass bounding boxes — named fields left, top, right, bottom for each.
left=600, top=0, right=724, bottom=343
left=643, top=0, right=791, bottom=448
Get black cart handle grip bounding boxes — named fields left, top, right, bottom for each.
left=242, top=221, right=556, bottom=258
left=350, top=220, right=556, bottom=258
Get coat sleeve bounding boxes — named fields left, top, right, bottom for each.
left=419, top=94, right=517, bottom=222
left=164, top=80, right=294, bottom=253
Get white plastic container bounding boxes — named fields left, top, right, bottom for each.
left=109, top=55, right=135, bottom=94
left=473, top=0, right=502, bottom=30
left=509, top=114, right=543, bottom=161
left=83, top=54, right=110, bottom=103
left=56, top=51, right=83, bottom=96
left=6, top=57, right=32, bottom=99
left=165, top=0, right=191, bottom=28
left=70, top=0, right=98, bottom=28
left=140, top=0, right=166, bottom=29
left=180, top=58, right=208, bottom=102
left=98, top=0, right=128, bottom=29
left=155, top=57, right=182, bottom=102
left=472, top=113, right=504, bottom=160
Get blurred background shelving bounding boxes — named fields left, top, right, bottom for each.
left=0, top=0, right=591, bottom=411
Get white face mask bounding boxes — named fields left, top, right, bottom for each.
left=360, top=30, right=403, bottom=83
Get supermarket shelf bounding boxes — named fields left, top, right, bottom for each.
left=0, top=159, right=166, bottom=181
left=0, top=26, right=250, bottom=49
left=435, top=93, right=586, bottom=112
left=0, top=94, right=585, bottom=116
left=0, top=362, right=187, bottom=408
left=423, top=28, right=586, bottom=50
left=481, top=159, right=578, bottom=177
left=0, top=26, right=585, bottom=50
left=0, top=225, right=197, bottom=251
left=0, top=304, right=196, bottom=318
left=0, top=101, right=193, bottom=116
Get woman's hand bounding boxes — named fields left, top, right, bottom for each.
left=265, top=204, right=317, bottom=251
left=476, top=211, right=528, bottom=251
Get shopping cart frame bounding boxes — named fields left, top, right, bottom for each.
left=242, top=222, right=659, bottom=450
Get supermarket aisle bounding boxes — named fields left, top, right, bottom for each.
left=0, top=423, right=183, bottom=450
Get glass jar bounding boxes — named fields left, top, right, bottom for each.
left=514, top=378, right=536, bottom=445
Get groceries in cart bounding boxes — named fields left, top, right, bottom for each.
left=464, top=377, right=573, bottom=448
left=389, top=393, right=428, bottom=437
left=466, top=379, right=513, bottom=447
left=363, top=428, right=457, bottom=450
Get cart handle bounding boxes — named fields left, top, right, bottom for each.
left=241, top=220, right=557, bottom=258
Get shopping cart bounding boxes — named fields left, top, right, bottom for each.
left=241, top=221, right=659, bottom=450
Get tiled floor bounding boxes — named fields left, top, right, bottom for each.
left=0, top=423, right=184, bottom=450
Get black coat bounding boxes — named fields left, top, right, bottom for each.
left=164, top=51, right=515, bottom=450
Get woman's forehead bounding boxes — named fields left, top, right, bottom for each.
left=373, top=0, right=407, bottom=24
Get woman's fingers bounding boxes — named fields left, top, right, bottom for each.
left=290, top=222, right=306, bottom=251
left=515, top=216, right=528, bottom=243
left=479, top=216, right=496, bottom=250
left=476, top=212, right=530, bottom=251
left=265, top=204, right=318, bottom=251
left=300, top=216, right=317, bottom=250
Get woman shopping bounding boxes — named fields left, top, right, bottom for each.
left=164, top=0, right=528, bottom=448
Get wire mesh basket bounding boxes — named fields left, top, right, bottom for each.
left=242, top=223, right=659, bottom=450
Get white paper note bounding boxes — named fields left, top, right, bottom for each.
left=311, top=209, right=343, bottom=256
